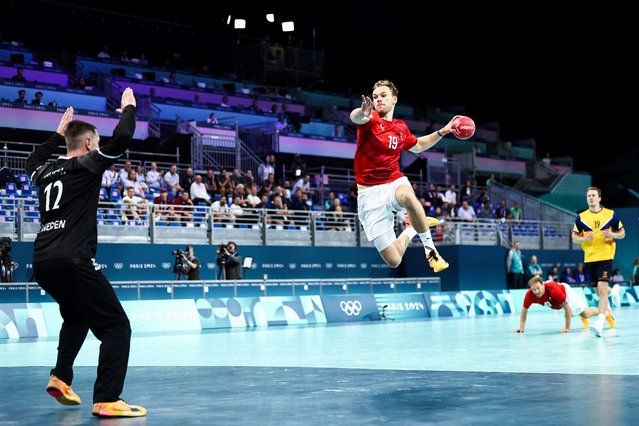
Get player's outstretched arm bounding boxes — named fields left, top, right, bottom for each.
left=350, top=95, right=373, bottom=125
left=411, top=115, right=461, bottom=153
left=514, top=307, right=528, bottom=333
left=560, top=302, right=572, bottom=333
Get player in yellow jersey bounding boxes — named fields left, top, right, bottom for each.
left=572, top=187, right=625, bottom=337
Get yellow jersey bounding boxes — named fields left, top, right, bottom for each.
left=573, top=207, right=623, bottom=263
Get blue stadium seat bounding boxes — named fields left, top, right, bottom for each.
left=5, top=182, right=17, bottom=196
left=109, top=188, right=122, bottom=201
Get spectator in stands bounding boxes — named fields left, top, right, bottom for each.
left=460, top=179, right=473, bottom=203
left=233, top=184, right=249, bottom=207
left=153, top=188, right=178, bottom=222
left=117, top=161, right=132, bottom=187
left=246, top=184, right=261, bottom=208
left=547, top=266, right=560, bottom=281
left=328, top=198, right=347, bottom=231
left=292, top=189, right=310, bottom=211
left=456, top=200, right=476, bottom=221
left=229, top=168, right=243, bottom=188
left=168, top=72, right=177, bottom=84
left=163, top=164, right=183, bottom=192
left=271, top=195, right=293, bottom=226
left=574, top=263, right=590, bottom=284
left=206, top=112, right=219, bottom=124
left=478, top=199, right=493, bottom=219
left=324, top=192, right=336, bottom=211
left=248, top=99, right=260, bottom=112
left=190, top=174, right=211, bottom=206
left=239, top=83, right=252, bottom=95
left=331, top=124, right=343, bottom=138
left=145, top=162, right=163, bottom=191
left=220, top=96, right=231, bottom=108
left=443, top=183, right=457, bottom=208
left=216, top=168, right=233, bottom=194
left=423, top=183, right=442, bottom=210
left=120, top=51, right=130, bottom=62
left=183, top=167, right=196, bottom=190
left=494, top=200, right=509, bottom=220
left=203, top=169, right=217, bottom=199
left=11, top=67, right=27, bottom=82
left=486, top=173, right=496, bottom=187
left=216, top=241, right=242, bottom=280
left=270, top=103, right=279, bottom=114
left=139, top=53, right=148, bottom=65
left=122, top=170, right=147, bottom=196
left=542, top=152, right=552, bottom=167
left=513, top=277, right=600, bottom=334
left=289, top=154, right=306, bottom=180
left=275, top=114, right=288, bottom=132
left=211, top=195, right=231, bottom=223
left=101, top=164, right=118, bottom=191
left=97, top=45, right=111, bottom=59
left=75, top=77, right=87, bottom=90
left=632, top=258, right=639, bottom=285
left=173, top=191, right=193, bottom=222
left=121, top=187, right=147, bottom=221
left=14, top=89, right=28, bottom=103
left=257, top=155, right=275, bottom=184
left=243, top=170, right=255, bottom=189
left=31, top=91, right=44, bottom=105
left=528, top=255, right=543, bottom=279
left=509, top=201, right=524, bottom=223
left=611, top=268, right=625, bottom=283
left=229, top=197, right=246, bottom=222
left=506, top=240, right=524, bottom=289
left=561, top=267, right=576, bottom=284
left=292, top=174, right=314, bottom=199
left=259, top=173, right=275, bottom=197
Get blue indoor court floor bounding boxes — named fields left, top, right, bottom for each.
left=1, top=307, right=639, bottom=425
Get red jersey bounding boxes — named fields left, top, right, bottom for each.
left=354, top=110, right=417, bottom=186
left=523, top=281, right=567, bottom=310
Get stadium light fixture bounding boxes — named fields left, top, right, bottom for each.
left=234, top=19, right=246, bottom=29
left=282, top=21, right=294, bottom=32
left=266, top=13, right=275, bottom=23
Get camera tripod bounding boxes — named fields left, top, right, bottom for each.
left=380, top=304, right=394, bottom=321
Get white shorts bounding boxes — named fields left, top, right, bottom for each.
left=560, top=282, right=587, bottom=317
left=358, top=176, right=411, bottom=243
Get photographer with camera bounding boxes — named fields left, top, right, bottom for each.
left=216, top=241, right=242, bottom=280
left=172, top=245, right=201, bottom=280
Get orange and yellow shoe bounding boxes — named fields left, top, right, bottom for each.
left=580, top=317, right=590, bottom=329
left=405, top=214, right=439, bottom=228
left=46, top=375, right=81, bottom=405
left=92, top=400, right=147, bottom=417
left=427, top=250, right=449, bottom=273
left=605, top=308, right=616, bottom=329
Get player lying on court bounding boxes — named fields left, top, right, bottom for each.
left=513, top=277, right=615, bottom=334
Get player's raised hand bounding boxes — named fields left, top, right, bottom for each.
left=117, top=87, right=136, bottom=113
left=56, top=107, right=74, bottom=136
left=360, top=95, right=373, bottom=117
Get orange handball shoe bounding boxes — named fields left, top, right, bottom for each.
left=46, top=375, right=81, bottom=405
left=92, top=400, right=147, bottom=417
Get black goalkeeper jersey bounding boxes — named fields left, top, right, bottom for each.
left=25, top=106, right=136, bottom=261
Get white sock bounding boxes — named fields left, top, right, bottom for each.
left=402, top=226, right=417, bottom=240
left=596, top=313, right=605, bottom=328
left=418, top=229, right=436, bottom=253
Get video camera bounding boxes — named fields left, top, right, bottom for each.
left=171, top=247, right=190, bottom=274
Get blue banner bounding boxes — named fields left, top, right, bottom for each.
left=196, top=296, right=326, bottom=328
left=373, top=293, right=430, bottom=320
left=320, top=294, right=379, bottom=322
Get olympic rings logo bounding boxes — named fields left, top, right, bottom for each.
left=340, top=300, right=362, bottom=316
left=113, top=263, right=124, bottom=270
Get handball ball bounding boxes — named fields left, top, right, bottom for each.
left=452, top=116, right=476, bottom=140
